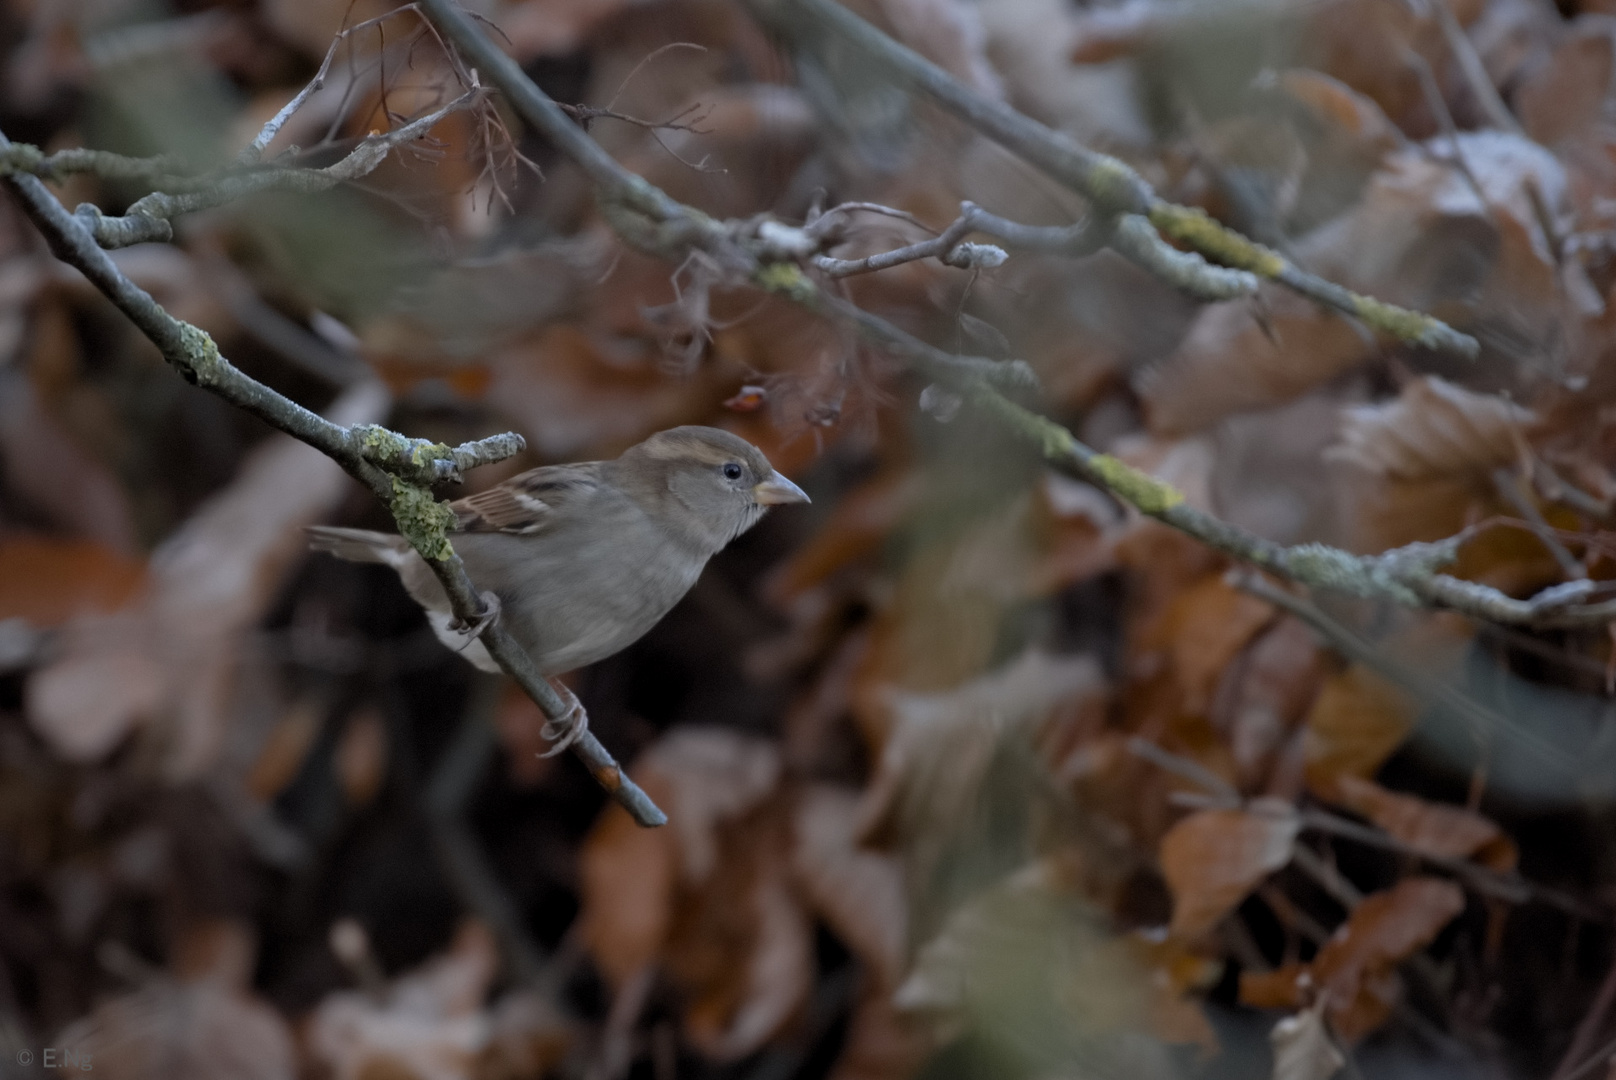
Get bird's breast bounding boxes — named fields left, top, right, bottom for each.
left=457, top=524, right=706, bottom=675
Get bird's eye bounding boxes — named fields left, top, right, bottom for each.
left=723, top=463, right=743, bottom=480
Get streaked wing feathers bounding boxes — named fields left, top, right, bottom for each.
left=451, top=463, right=607, bottom=534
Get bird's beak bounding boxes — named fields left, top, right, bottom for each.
left=753, top=472, right=810, bottom=505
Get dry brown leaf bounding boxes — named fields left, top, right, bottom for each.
left=1241, top=877, right=1465, bottom=1041
left=793, top=785, right=907, bottom=990
left=1312, top=877, right=1465, bottom=1040
left=1160, top=799, right=1300, bottom=939
left=580, top=729, right=811, bottom=1061
left=766, top=470, right=923, bottom=605
left=1303, top=666, right=1418, bottom=799
left=307, top=921, right=499, bottom=1080
left=580, top=769, right=679, bottom=989
left=244, top=698, right=323, bottom=802
left=490, top=0, right=649, bottom=58
left=1241, top=963, right=1310, bottom=1010
left=334, top=706, right=388, bottom=808
left=848, top=496, right=1070, bottom=750
left=0, top=537, right=145, bottom=627
left=1, top=351, right=139, bottom=552
left=474, top=991, right=572, bottom=1080
left=896, top=860, right=1186, bottom=1072
left=25, top=381, right=388, bottom=774
left=1273, top=69, right=1406, bottom=162
left=826, top=988, right=934, bottom=1080
left=1332, top=775, right=1517, bottom=871
left=1210, top=617, right=1329, bottom=793
left=1269, top=1000, right=1344, bottom=1080
left=1143, top=574, right=1276, bottom=716
left=1137, top=285, right=1372, bottom=438
left=876, top=0, right=1003, bottom=97
left=981, top=0, right=1155, bottom=170
left=665, top=818, right=812, bottom=1061
left=56, top=922, right=294, bottom=1080
left=261, top=0, right=394, bottom=58
left=858, top=651, right=1106, bottom=854
left=1328, top=377, right=1531, bottom=482
left=1143, top=131, right=1567, bottom=435
left=1109, top=435, right=1227, bottom=644
left=1515, top=25, right=1614, bottom=147
left=485, top=324, right=731, bottom=460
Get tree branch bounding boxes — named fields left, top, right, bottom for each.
left=72, top=87, right=486, bottom=248
left=414, top=0, right=1616, bottom=631
left=0, top=128, right=668, bottom=828
left=745, top=0, right=1480, bottom=356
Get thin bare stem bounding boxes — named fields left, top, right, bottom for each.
left=745, top=0, right=1479, bottom=355
left=78, top=87, right=485, bottom=248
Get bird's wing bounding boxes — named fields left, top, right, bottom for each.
left=450, top=462, right=610, bottom=534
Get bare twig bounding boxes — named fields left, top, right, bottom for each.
left=1139, top=738, right=1599, bottom=917
left=745, top=0, right=1480, bottom=355
left=813, top=211, right=1005, bottom=277
left=409, top=0, right=1616, bottom=631
left=77, top=87, right=486, bottom=248
left=0, top=144, right=184, bottom=186
left=1492, top=467, right=1586, bottom=580
left=1232, top=573, right=1580, bottom=774
left=1420, top=0, right=1521, bottom=134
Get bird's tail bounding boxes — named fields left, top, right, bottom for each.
left=306, top=525, right=412, bottom=568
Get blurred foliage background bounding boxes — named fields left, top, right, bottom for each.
left=5, top=0, right=1616, bottom=1077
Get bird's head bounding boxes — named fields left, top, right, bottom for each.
left=618, top=426, right=809, bottom=551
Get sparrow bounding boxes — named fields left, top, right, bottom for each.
left=308, top=426, right=809, bottom=676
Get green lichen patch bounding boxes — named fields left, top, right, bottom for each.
left=1085, top=154, right=1150, bottom=214
left=0, top=143, right=46, bottom=176
left=1087, top=454, right=1184, bottom=515
left=389, top=477, right=457, bottom=562
left=354, top=425, right=454, bottom=480
left=177, top=322, right=224, bottom=386
left=1285, top=543, right=1420, bottom=606
left=1148, top=204, right=1286, bottom=279
left=1351, top=295, right=1447, bottom=348
left=755, top=262, right=817, bottom=302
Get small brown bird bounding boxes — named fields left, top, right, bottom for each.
left=308, top=426, right=808, bottom=675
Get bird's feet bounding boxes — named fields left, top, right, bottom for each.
left=449, top=591, right=502, bottom=638
left=539, top=680, right=590, bottom=758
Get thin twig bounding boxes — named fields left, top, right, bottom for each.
left=1493, top=466, right=1586, bottom=580
left=78, top=87, right=486, bottom=248
left=1422, top=0, right=1521, bottom=134
left=1233, top=573, right=1580, bottom=772
left=1141, top=737, right=1600, bottom=917
left=414, top=0, right=1616, bottom=631
left=746, top=0, right=1480, bottom=355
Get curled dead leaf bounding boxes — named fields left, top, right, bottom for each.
left=1161, top=798, right=1300, bottom=939
left=56, top=922, right=293, bottom=1080
left=1328, top=377, right=1531, bottom=483
left=793, top=785, right=907, bottom=991
left=1303, top=666, right=1418, bottom=800
left=26, top=381, right=388, bottom=776
left=1239, top=877, right=1465, bottom=1042
left=896, top=860, right=1187, bottom=1075
left=1332, top=775, right=1517, bottom=871
left=579, top=729, right=811, bottom=1061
